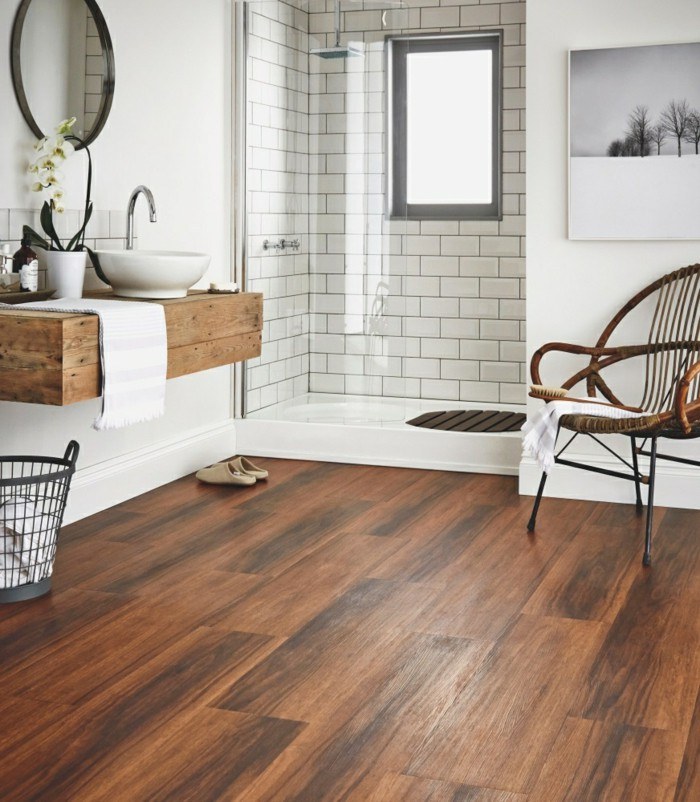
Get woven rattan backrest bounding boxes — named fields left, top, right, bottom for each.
left=595, top=265, right=700, bottom=413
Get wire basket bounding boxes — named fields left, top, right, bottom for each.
left=0, top=441, right=79, bottom=603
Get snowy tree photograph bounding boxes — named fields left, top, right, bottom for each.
left=570, top=42, right=700, bottom=238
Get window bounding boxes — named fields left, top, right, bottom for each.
left=386, top=32, right=502, bottom=220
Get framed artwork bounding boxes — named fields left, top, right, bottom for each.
left=569, top=41, right=700, bottom=239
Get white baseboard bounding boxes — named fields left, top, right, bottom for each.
left=64, top=420, right=237, bottom=524
left=235, top=418, right=521, bottom=476
left=520, top=453, right=700, bottom=510
left=65, top=417, right=696, bottom=526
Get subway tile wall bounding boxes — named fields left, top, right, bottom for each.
left=306, top=0, right=526, bottom=406
left=0, top=208, right=132, bottom=293
left=245, top=0, right=311, bottom=413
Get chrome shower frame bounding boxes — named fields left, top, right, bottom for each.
left=233, top=0, right=248, bottom=419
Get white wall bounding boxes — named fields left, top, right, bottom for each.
left=0, top=0, right=236, bottom=520
left=524, top=0, right=700, bottom=509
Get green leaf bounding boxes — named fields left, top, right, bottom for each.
left=84, top=245, right=111, bottom=287
left=40, top=202, right=63, bottom=251
left=22, top=225, right=49, bottom=251
left=66, top=202, right=94, bottom=251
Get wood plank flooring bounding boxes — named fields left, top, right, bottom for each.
left=0, top=458, right=698, bottom=801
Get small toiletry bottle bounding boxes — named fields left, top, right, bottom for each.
left=0, top=243, right=11, bottom=273
left=13, top=236, right=39, bottom=293
left=0, top=243, right=13, bottom=288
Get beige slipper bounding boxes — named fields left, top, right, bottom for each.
left=196, top=462, right=256, bottom=486
left=230, top=456, right=269, bottom=480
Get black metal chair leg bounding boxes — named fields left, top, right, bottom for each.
left=631, top=436, right=644, bottom=514
left=527, top=471, right=548, bottom=532
left=643, top=438, right=658, bottom=567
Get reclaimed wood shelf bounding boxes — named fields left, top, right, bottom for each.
left=0, top=291, right=263, bottom=406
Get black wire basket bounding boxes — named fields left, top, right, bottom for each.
left=0, top=441, right=80, bottom=603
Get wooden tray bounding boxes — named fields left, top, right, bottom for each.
left=0, top=290, right=56, bottom=305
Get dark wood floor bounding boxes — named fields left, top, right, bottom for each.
left=0, top=458, right=698, bottom=801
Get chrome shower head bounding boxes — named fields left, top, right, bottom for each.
left=310, top=43, right=364, bottom=59
left=310, top=0, right=364, bottom=60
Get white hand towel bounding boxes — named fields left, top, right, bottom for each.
left=522, top=400, right=646, bottom=474
left=4, top=298, right=167, bottom=430
left=1, top=497, right=55, bottom=567
left=0, top=546, right=27, bottom=589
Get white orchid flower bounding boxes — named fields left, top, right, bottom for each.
left=51, top=138, right=74, bottom=160
left=42, top=169, right=63, bottom=187
left=39, top=155, right=59, bottom=172
left=27, top=119, right=91, bottom=247
left=41, top=136, right=60, bottom=152
left=56, top=117, right=77, bottom=135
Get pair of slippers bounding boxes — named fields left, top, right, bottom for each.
left=196, top=456, right=268, bottom=487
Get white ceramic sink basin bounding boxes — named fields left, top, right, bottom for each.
left=95, top=250, right=211, bottom=299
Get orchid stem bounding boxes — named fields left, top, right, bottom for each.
left=67, top=134, right=92, bottom=249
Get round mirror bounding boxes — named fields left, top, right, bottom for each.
left=11, top=0, right=115, bottom=148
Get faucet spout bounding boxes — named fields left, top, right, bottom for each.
left=126, top=185, right=157, bottom=249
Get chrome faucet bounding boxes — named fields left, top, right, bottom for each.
left=126, top=185, right=157, bottom=249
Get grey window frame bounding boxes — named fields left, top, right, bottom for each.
left=386, top=31, right=503, bottom=221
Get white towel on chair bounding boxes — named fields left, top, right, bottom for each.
left=6, top=298, right=167, bottom=430
left=522, top=400, right=646, bottom=474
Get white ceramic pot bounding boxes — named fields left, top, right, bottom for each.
left=46, top=250, right=87, bottom=299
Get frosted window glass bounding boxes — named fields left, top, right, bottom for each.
left=406, top=50, right=492, bottom=205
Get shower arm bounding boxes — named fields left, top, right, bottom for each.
left=333, top=0, right=341, bottom=47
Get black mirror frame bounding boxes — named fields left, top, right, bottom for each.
left=10, top=0, right=115, bottom=149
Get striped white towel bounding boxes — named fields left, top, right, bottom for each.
left=9, top=298, right=167, bottom=430
left=1, top=497, right=56, bottom=568
left=522, top=400, right=646, bottom=474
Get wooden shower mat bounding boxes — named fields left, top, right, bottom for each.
left=406, top=409, right=526, bottom=433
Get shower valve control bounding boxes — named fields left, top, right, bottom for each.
left=263, top=238, right=300, bottom=252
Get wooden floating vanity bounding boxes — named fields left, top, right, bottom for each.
left=0, top=291, right=263, bottom=406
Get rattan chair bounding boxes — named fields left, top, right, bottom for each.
left=527, top=264, right=700, bottom=565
